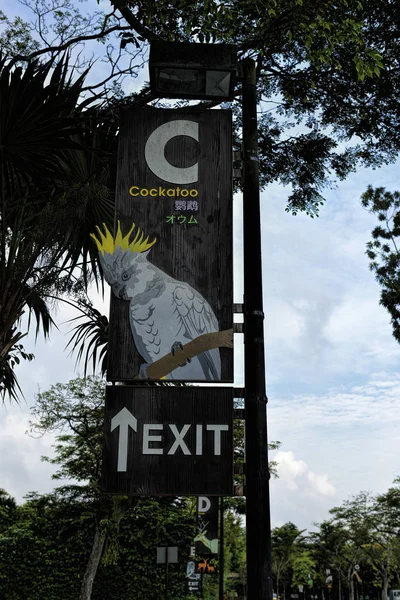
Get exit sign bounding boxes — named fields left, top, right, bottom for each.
left=102, top=385, right=233, bottom=496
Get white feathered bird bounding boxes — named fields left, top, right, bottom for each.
left=91, top=221, right=221, bottom=380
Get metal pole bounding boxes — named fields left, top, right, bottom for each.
left=219, top=497, right=225, bottom=600
left=242, top=56, right=273, bottom=600
left=165, top=549, right=169, bottom=600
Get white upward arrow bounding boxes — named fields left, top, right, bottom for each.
left=111, top=407, right=138, bottom=472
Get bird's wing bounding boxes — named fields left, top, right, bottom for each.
left=172, top=283, right=219, bottom=339
left=128, top=277, right=222, bottom=380
left=127, top=270, right=168, bottom=364
left=171, top=283, right=221, bottom=380
left=129, top=302, right=163, bottom=363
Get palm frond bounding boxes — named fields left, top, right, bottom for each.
left=0, top=53, right=88, bottom=198
left=0, top=53, right=116, bottom=401
left=0, top=338, right=34, bottom=403
left=65, top=303, right=109, bottom=376
left=24, top=285, right=57, bottom=340
left=57, top=115, right=118, bottom=285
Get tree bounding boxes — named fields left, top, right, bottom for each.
left=1, top=0, right=397, bottom=217
left=7, top=473, right=400, bottom=598
left=362, top=186, right=400, bottom=344
left=0, top=488, right=17, bottom=531
left=101, top=496, right=194, bottom=600
left=0, top=488, right=196, bottom=599
left=373, top=480, right=400, bottom=599
left=110, top=0, right=394, bottom=217
left=28, top=376, right=212, bottom=599
left=308, top=519, right=352, bottom=600
left=0, top=52, right=117, bottom=401
left=0, top=489, right=107, bottom=600
left=272, top=522, right=306, bottom=600
left=291, top=549, right=316, bottom=590
left=29, top=376, right=132, bottom=600
left=329, top=490, right=400, bottom=600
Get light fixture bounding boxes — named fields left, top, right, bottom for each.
left=149, top=41, right=237, bottom=101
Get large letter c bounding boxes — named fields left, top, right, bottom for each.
left=144, top=120, right=199, bottom=184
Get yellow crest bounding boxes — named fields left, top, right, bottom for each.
left=90, top=221, right=156, bottom=256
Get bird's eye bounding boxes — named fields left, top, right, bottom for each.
left=121, top=272, right=130, bottom=281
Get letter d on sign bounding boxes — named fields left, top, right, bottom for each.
left=198, top=496, right=212, bottom=514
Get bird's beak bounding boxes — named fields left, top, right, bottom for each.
left=118, top=285, right=126, bottom=300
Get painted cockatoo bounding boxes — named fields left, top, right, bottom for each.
left=91, top=221, right=221, bottom=380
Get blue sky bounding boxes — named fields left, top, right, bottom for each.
left=1, top=0, right=400, bottom=534
left=264, top=163, right=400, bottom=529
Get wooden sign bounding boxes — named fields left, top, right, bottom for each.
left=196, top=557, right=217, bottom=575
left=187, top=568, right=202, bottom=595
left=195, top=496, right=219, bottom=555
left=102, top=385, right=233, bottom=496
left=156, top=547, right=178, bottom=564
left=96, top=108, right=233, bottom=383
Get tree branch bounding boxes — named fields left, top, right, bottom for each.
left=115, top=5, right=162, bottom=42
left=12, top=24, right=133, bottom=63
left=132, top=328, right=233, bottom=380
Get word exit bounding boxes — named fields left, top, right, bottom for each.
left=103, top=385, right=234, bottom=496
left=111, top=407, right=230, bottom=472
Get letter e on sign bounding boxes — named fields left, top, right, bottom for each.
left=143, top=424, right=163, bottom=455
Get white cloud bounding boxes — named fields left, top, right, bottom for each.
left=274, top=451, right=307, bottom=490
left=270, top=449, right=337, bottom=530
left=273, top=450, right=336, bottom=498
left=269, top=372, right=400, bottom=430
left=307, top=472, right=336, bottom=497
left=265, top=300, right=305, bottom=349
left=266, top=371, right=400, bottom=528
left=261, top=173, right=400, bottom=391
left=0, top=408, right=57, bottom=503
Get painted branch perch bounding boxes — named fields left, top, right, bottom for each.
left=132, top=328, right=233, bottom=380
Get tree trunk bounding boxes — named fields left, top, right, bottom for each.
left=382, top=545, right=391, bottom=600
left=382, top=570, right=389, bottom=600
left=78, top=497, right=135, bottom=600
left=349, top=579, right=355, bottom=600
left=79, top=526, right=107, bottom=600
left=348, top=565, right=355, bottom=600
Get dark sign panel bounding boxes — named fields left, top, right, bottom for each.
left=187, top=568, right=202, bottom=595
left=195, top=496, right=219, bottom=555
left=103, top=108, right=233, bottom=383
left=196, top=557, right=217, bottom=575
left=102, top=386, right=233, bottom=496
left=156, top=547, right=178, bottom=564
